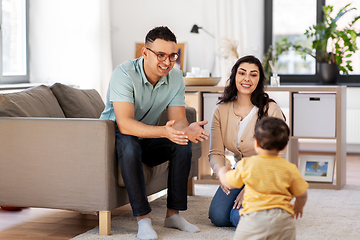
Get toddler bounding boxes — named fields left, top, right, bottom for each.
left=218, top=117, right=308, bottom=240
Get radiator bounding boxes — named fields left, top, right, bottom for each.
left=347, top=109, right=360, bottom=144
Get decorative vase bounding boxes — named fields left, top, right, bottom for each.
left=270, top=75, right=280, bottom=86
left=318, top=62, right=339, bottom=85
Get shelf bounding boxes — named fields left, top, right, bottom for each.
left=194, top=175, right=220, bottom=185
left=291, top=136, right=337, bottom=140
left=185, top=85, right=347, bottom=190
left=308, top=182, right=341, bottom=190
left=194, top=178, right=342, bottom=189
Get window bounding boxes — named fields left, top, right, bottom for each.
left=273, top=0, right=317, bottom=75
left=265, top=0, right=360, bottom=84
left=0, top=0, right=29, bottom=84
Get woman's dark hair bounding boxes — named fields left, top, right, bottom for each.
left=218, top=55, right=274, bottom=121
left=145, top=26, right=177, bottom=45
left=254, top=117, right=290, bottom=151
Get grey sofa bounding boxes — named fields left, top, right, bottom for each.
left=0, top=83, right=201, bottom=235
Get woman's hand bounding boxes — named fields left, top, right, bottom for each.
left=218, top=165, right=233, bottom=193
left=220, top=184, right=231, bottom=195
left=233, top=188, right=244, bottom=209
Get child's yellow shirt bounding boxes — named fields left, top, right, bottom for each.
left=226, top=154, right=309, bottom=216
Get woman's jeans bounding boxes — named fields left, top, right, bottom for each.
left=116, top=132, right=192, bottom=217
left=208, top=185, right=245, bottom=227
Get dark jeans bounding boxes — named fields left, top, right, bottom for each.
left=116, top=132, right=192, bottom=217
left=208, top=185, right=244, bottom=227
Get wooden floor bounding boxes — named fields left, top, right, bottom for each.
left=0, top=154, right=359, bottom=240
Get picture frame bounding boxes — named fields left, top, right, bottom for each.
left=299, top=155, right=335, bottom=182
left=135, top=43, right=186, bottom=72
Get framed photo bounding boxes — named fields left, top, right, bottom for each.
left=135, top=43, right=186, bottom=71
left=299, top=155, right=335, bottom=182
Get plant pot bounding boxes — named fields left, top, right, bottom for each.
left=318, top=62, right=339, bottom=84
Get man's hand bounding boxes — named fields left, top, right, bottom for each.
left=185, top=120, right=210, bottom=143
left=164, top=120, right=189, bottom=145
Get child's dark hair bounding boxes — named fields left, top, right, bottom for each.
left=254, top=117, right=290, bottom=151
left=145, top=26, right=177, bottom=45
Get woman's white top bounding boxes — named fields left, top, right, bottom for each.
left=237, top=105, right=258, bottom=147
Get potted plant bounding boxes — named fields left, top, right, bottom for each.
left=303, top=3, right=360, bottom=83
left=262, top=38, right=304, bottom=82
left=263, top=4, right=360, bottom=84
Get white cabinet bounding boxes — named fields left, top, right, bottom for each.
left=293, top=93, right=336, bottom=137
left=203, top=93, right=222, bottom=134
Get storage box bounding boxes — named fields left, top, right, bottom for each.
left=293, top=93, right=336, bottom=137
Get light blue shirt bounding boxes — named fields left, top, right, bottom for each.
left=100, top=57, right=185, bottom=129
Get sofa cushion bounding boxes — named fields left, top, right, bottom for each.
left=50, top=83, right=105, bottom=118
left=0, top=85, right=65, bottom=117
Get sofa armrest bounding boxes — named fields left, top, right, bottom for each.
left=157, top=106, right=197, bottom=125
left=0, top=117, right=118, bottom=213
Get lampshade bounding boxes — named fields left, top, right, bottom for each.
left=190, top=24, right=201, bottom=34
left=190, top=24, right=214, bottom=38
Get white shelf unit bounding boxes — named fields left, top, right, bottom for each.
left=185, top=85, right=346, bottom=189
left=285, top=86, right=346, bottom=190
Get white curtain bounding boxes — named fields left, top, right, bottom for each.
left=29, top=0, right=113, bottom=100
left=212, top=0, right=264, bottom=86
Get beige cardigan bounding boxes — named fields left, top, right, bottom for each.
left=209, top=101, right=287, bottom=175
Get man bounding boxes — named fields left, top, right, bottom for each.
left=100, top=26, right=209, bottom=240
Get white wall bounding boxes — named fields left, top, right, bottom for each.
left=108, top=0, right=265, bottom=84
left=28, top=0, right=265, bottom=94
left=109, top=0, right=216, bottom=76
left=28, top=0, right=112, bottom=98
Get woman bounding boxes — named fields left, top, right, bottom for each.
left=208, top=55, right=286, bottom=227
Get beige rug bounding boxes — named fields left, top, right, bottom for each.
left=71, top=184, right=360, bottom=240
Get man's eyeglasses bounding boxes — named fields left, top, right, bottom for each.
left=146, top=48, right=179, bottom=62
